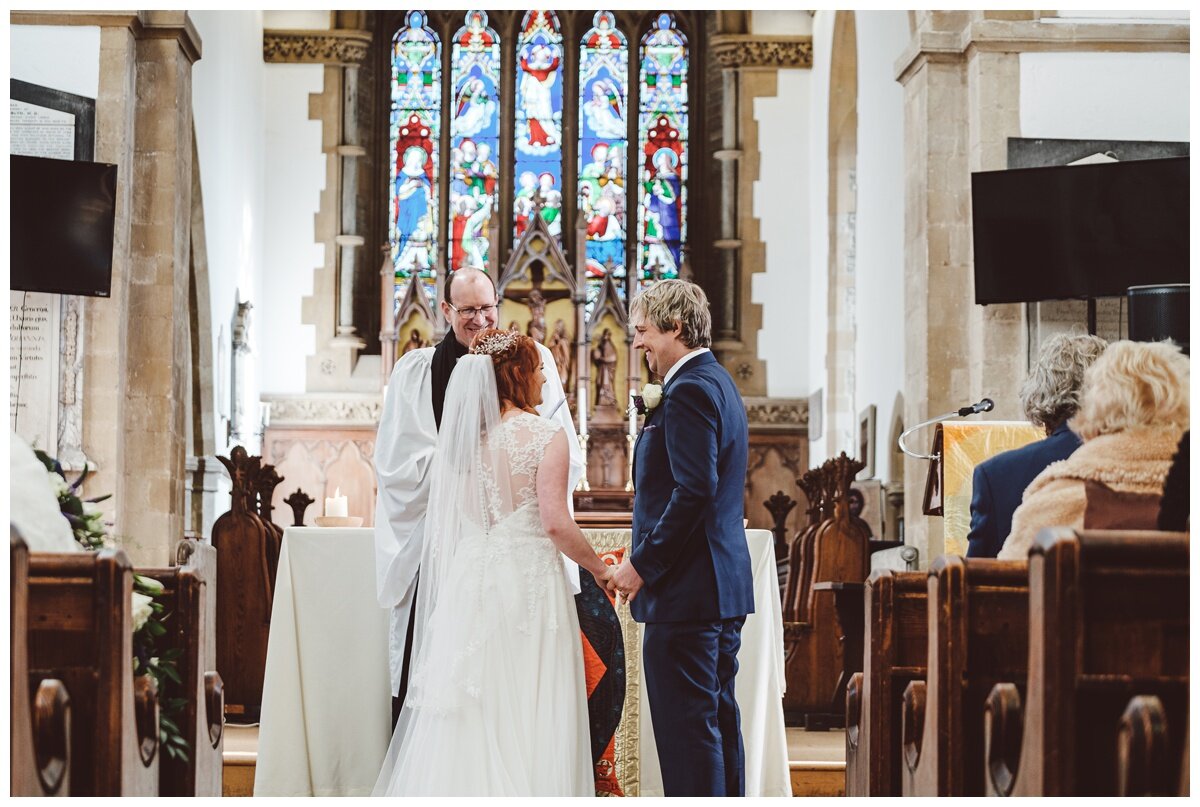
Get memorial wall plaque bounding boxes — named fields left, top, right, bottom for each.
left=10, top=291, right=60, bottom=455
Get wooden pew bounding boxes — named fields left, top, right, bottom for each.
left=783, top=455, right=870, bottom=726
left=26, top=548, right=160, bottom=795
left=900, top=556, right=1028, bottom=796
left=983, top=528, right=1189, bottom=797
left=11, top=532, right=71, bottom=796
left=140, top=541, right=224, bottom=796
left=845, top=569, right=927, bottom=796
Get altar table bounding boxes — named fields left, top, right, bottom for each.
left=254, top=527, right=789, bottom=796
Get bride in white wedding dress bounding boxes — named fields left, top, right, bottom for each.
left=373, top=329, right=612, bottom=797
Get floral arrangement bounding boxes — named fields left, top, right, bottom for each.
left=35, top=451, right=111, bottom=550
left=34, top=451, right=190, bottom=762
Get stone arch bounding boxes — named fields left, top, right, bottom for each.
left=825, top=10, right=858, bottom=455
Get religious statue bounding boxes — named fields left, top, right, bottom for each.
left=401, top=328, right=427, bottom=355
left=548, top=319, right=572, bottom=393
left=591, top=327, right=619, bottom=408
left=526, top=287, right=547, bottom=342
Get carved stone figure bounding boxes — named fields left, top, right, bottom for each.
left=526, top=287, right=547, bottom=342
left=591, top=327, right=619, bottom=408
left=401, top=328, right=427, bottom=355
left=548, top=319, right=572, bottom=392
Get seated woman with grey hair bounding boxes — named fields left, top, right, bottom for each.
left=966, top=333, right=1107, bottom=557
left=998, top=340, right=1189, bottom=559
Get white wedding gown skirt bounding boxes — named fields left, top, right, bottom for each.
left=373, top=507, right=593, bottom=796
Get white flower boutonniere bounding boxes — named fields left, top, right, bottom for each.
left=631, top=383, right=664, bottom=416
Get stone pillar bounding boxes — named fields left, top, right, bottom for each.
left=965, top=41, right=1025, bottom=422
left=896, top=11, right=974, bottom=564
left=120, top=12, right=202, bottom=566
left=86, top=18, right=140, bottom=523
left=332, top=39, right=367, bottom=350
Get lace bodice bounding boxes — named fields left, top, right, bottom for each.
left=489, top=411, right=563, bottom=510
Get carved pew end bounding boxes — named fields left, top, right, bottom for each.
left=205, top=672, right=225, bottom=749
left=902, top=680, right=926, bottom=774
left=32, top=679, right=71, bottom=796
left=134, top=675, right=160, bottom=767
left=984, top=683, right=1023, bottom=797
left=845, top=671, right=863, bottom=752
left=1117, top=695, right=1174, bottom=797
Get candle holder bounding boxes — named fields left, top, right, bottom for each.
left=576, top=432, right=591, bottom=492
left=625, top=433, right=636, bottom=492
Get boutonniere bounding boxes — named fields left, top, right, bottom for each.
left=629, top=384, right=663, bottom=416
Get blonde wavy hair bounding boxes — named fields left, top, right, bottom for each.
left=1018, top=333, right=1108, bottom=430
left=1071, top=340, right=1190, bottom=441
left=629, top=279, right=712, bottom=349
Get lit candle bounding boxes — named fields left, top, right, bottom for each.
left=325, top=487, right=348, bottom=518
left=628, top=390, right=637, bottom=437
left=578, top=387, right=588, bottom=434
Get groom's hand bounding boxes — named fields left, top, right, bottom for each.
left=610, top=560, right=644, bottom=604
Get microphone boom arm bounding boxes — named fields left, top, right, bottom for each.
left=898, top=398, right=995, bottom=461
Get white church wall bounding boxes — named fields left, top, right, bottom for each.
left=752, top=69, right=813, bottom=399
left=10, top=25, right=100, bottom=99
left=260, top=64, right=324, bottom=396
left=191, top=11, right=268, bottom=448
left=750, top=11, right=814, bottom=36
left=853, top=11, right=909, bottom=484
left=1019, top=50, right=1190, bottom=142
left=804, top=10, right=835, bottom=466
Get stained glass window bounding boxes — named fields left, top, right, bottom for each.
left=449, top=10, right=501, bottom=272
left=513, top=11, right=565, bottom=247
left=636, top=12, right=688, bottom=288
left=389, top=10, right=440, bottom=310
left=578, top=10, right=628, bottom=315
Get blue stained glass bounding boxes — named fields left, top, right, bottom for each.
left=513, top=11, right=564, bottom=246
left=578, top=10, right=629, bottom=317
left=449, top=10, right=501, bottom=272
left=636, top=12, right=688, bottom=288
left=390, top=10, right=441, bottom=311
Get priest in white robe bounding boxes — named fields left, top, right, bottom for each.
left=374, top=267, right=583, bottom=727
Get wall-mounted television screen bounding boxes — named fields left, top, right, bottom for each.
left=971, top=156, right=1188, bottom=305
left=10, top=154, right=118, bottom=298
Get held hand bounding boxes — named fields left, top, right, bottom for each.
left=592, top=563, right=616, bottom=591
left=610, top=560, right=644, bottom=605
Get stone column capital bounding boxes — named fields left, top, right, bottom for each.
left=262, top=29, right=372, bottom=66
left=709, top=35, right=814, bottom=70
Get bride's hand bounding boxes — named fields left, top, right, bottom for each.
left=592, top=563, right=615, bottom=591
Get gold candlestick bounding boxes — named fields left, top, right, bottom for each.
left=576, top=432, right=591, bottom=492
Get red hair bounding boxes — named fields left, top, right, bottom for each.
left=470, top=328, right=542, bottom=413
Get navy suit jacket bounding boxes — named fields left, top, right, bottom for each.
left=629, top=352, right=755, bottom=623
left=966, top=423, right=1083, bottom=558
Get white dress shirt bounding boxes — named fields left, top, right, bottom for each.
left=662, top=347, right=711, bottom=387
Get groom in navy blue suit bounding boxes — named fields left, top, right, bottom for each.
left=608, top=280, right=754, bottom=796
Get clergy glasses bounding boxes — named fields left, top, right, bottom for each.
left=446, top=302, right=499, bottom=320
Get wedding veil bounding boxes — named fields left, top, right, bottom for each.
left=374, top=354, right=518, bottom=792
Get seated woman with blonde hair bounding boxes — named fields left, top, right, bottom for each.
left=998, top=340, right=1189, bottom=559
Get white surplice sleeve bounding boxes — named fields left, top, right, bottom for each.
left=374, top=347, right=437, bottom=612
left=534, top=341, right=585, bottom=594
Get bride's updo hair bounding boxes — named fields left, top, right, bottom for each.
left=470, top=328, right=543, bottom=413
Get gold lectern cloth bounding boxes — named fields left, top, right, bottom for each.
left=941, top=421, right=1044, bottom=555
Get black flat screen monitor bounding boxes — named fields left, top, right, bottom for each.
left=10, top=154, right=118, bottom=298
left=971, top=156, right=1189, bottom=305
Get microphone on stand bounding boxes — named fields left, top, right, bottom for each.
left=957, top=398, right=994, bottom=417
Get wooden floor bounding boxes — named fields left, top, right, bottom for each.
left=221, top=724, right=847, bottom=797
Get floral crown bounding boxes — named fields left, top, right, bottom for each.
left=470, top=329, right=522, bottom=362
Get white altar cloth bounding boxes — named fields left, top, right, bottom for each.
left=254, top=527, right=789, bottom=796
